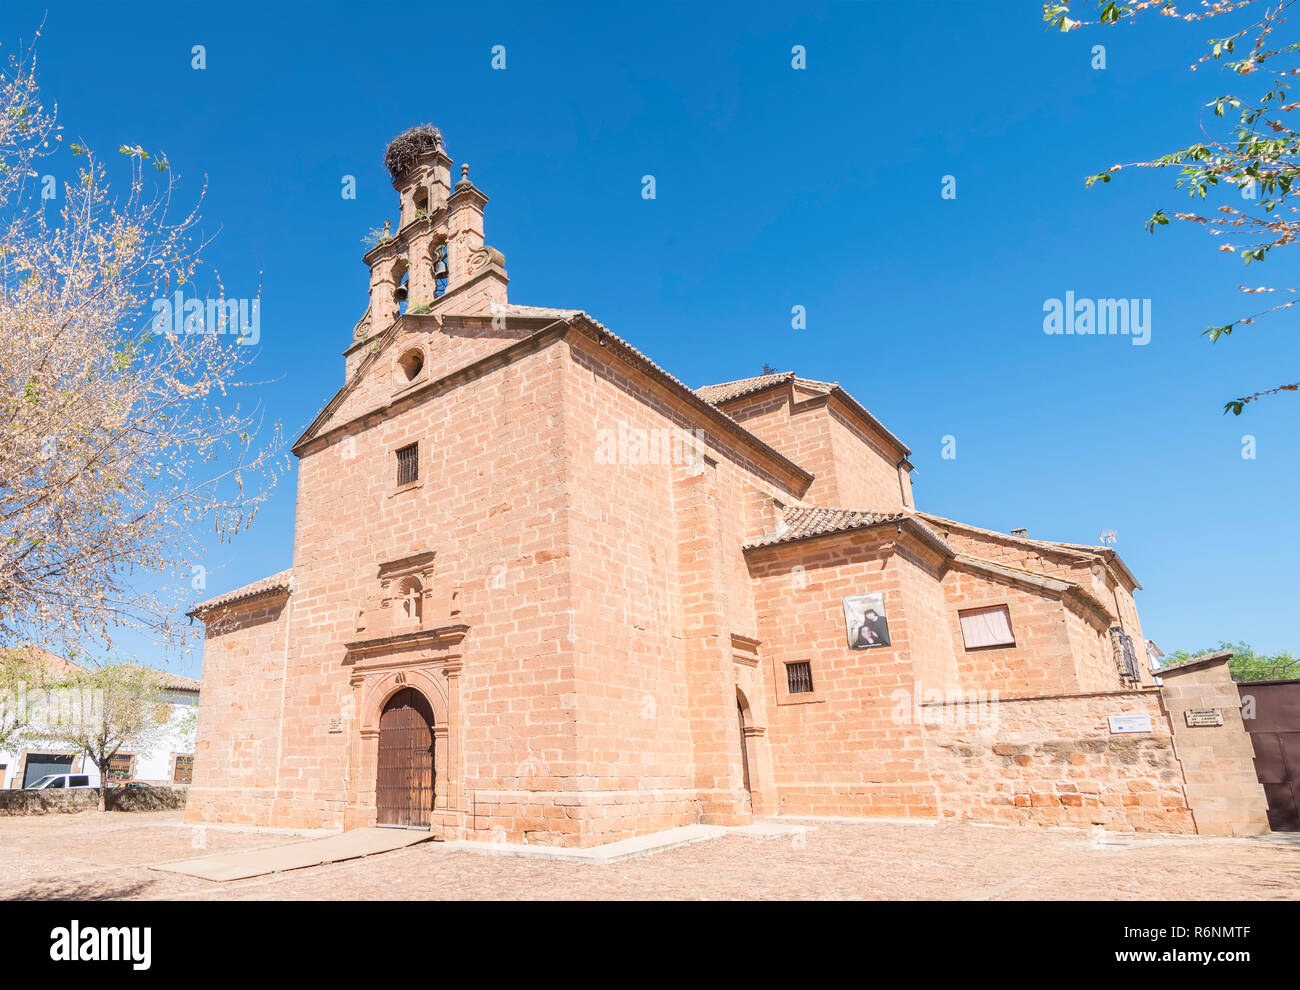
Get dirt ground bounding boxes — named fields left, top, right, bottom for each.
left=1, top=810, right=1297, bottom=900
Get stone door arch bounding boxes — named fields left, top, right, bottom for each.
left=737, top=688, right=755, bottom=809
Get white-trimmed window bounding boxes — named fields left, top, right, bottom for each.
left=958, top=605, right=1015, bottom=649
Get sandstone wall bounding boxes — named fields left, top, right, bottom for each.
left=747, top=534, right=945, bottom=819
left=1160, top=655, right=1270, bottom=837
left=940, top=567, right=1079, bottom=697
left=554, top=334, right=807, bottom=841
left=924, top=689, right=1193, bottom=833
left=185, top=596, right=290, bottom=826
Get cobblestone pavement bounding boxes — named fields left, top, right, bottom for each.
left=1, top=811, right=1297, bottom=900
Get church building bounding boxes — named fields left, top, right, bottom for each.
left=186, top=126, right=1270, bottom=845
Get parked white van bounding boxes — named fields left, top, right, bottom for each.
left=24, top=772, right=100, bottom=791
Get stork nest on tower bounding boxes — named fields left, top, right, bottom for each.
left=384, top=124, right=443, bottom=181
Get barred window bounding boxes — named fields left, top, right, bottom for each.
left=1110, top=626, right=1140, bottom=680
left=174, top=755, right=194, bottom=784
left=396, top=443, right=419, bottom=487
left=107, top=754, right=134, bottom=781
left=786, top=661, right=814, bottom=695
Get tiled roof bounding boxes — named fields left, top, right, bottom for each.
left=915, top=512, right=1142, bottom=591
left=951, top=554, right=1112, bottom=619
left=694, top=373, right=911, bottom=457
left=564, top=314, right=814, bottom=486
left=156, top=670, right=202, bottom=692
left=1, top=645, right=86, bottom=678
left=494, top=304, right=581, bottom=319
left=917, top=512, right=1094, bottom=559
left=952, top=554, right=1071, bottom=593
left=1049, top=541, right=1142, bottom=590
left=296, top=312, right=814, bottom=488
left=110, top=663, right=202, bottom=693
left=695, top=372, right=795, bottom=405
left=188, top=569, right=293, bottom=618
left=1, top=649, right=200, bottom=693
left=744, top=505, right=912, bottom=550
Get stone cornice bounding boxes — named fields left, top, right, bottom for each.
left=449, top=180, right=488, bottom=210
left=299, top=310, right=566, bottom=456
left=343, top=623, right=469, bottom=660
left=338, top=267, right=511, bottom=361
left=1155, top=649, right=1233, bottom=678
left=360, top=211, right=447, bottom=267
left=949, top=553, right=1113, bottom=627
left=377, top=550, right=437, bottom=579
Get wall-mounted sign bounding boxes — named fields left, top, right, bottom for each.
left=844, top=592, right=891, bottom=650
left=328, top=715, right=344, bottom=733
left=1184, top=708, right=1224, bottom=728
left=1107, top=714, right=1152, bottom=734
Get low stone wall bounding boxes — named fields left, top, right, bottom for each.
left=0, top=789, right=99, bottom=816
left=923, top=689, right=1195, bottom=833
left=112, top=786, right=189, bottom=812
left=0, top=786, right=188, bottom=816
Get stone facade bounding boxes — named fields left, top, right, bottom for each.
left=1159, top=652, right=1271, bottom=837
left=926, top=690, right=1194, bottom=833
left=185, top=128, right=1268, bottom=845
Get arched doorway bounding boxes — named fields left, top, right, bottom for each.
left=376, top=687, right=435, bottom=828
left=737, top=690, right=753, bottom=808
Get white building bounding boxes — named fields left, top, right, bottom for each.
left=0, top=647, right=199, bottom=789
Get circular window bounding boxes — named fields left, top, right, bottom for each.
left=397, top=349, right=424, bottom=383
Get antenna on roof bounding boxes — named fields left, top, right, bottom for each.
left=761, top=363, right=779, bottom=375
left=1099, top=529, right=1118, bottom=545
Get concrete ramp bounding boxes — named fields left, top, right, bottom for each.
left=152, top=827, right=436, bottom=882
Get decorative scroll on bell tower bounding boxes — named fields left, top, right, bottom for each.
left=353, top=124, right=509, bottom=344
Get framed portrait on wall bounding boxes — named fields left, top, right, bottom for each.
left=843, top=592, right=891, bottom=650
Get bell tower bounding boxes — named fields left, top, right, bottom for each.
left=354, top=124, right=509, bottom=345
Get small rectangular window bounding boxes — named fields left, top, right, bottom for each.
left=786, top=661, right=814, bottom=694
left=959, top=605, right=1016, bottom=649
left=70, top=776, right=90, bottom=787
left=396, top=443, right=419, bottom=487
left=174, top=755, right=194, bottom=784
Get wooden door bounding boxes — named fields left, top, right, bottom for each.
left=376, top=688, right=435, bottom=828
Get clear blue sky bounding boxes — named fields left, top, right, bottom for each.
left=10, top=1, right=1298, bottom=677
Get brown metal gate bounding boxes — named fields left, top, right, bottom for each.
left=376, top=688, right=435, bottom=828
left=1238, top=679, right=1300, bottom=831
